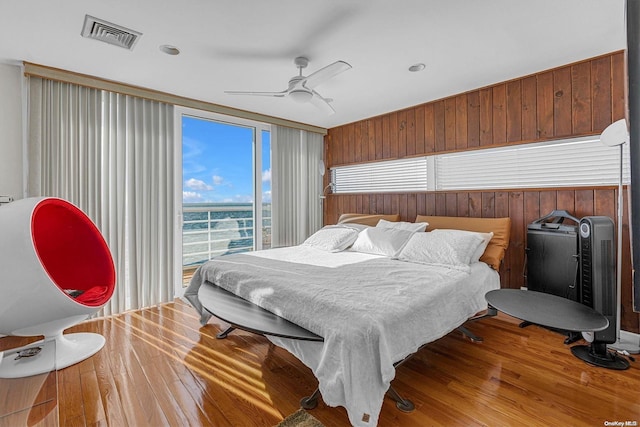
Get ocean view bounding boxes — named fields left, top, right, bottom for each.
left=182, top=203, right=271, bottom=267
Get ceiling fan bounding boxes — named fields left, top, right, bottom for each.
left=225, top=57, right=352, bottom=115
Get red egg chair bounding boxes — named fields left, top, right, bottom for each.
left=0, top=197, right=115, bottom=378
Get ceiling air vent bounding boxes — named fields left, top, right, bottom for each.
left=81, top=15, right=142, bottom=50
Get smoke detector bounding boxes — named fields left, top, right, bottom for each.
left=81, top=15, right=142, bottom=50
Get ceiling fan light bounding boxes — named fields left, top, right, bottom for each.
left=289, top=89, right=313, bottom=103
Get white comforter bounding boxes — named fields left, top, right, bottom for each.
left=184, top=246, right=499, bottom=426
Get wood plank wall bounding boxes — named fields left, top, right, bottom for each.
left=323, top=51, right=640, bottom=333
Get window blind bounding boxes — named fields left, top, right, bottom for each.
left=332, top=157, right=428, bottom=193
left=435, top=137, right=630, bottom=190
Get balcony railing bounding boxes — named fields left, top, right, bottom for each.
left=182, top=203, right=271, bottom=269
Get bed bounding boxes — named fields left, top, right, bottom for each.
left=184, top=214, right=511, bottom=426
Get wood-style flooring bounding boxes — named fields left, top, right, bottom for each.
left=1, top=300, right=639, bottom=426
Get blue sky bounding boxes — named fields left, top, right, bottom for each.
left=182, top=116, right=271, bottom=204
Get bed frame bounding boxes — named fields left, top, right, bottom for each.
left=198, top=280, right=497, bottom=412
left=194, top=214, right=511, bottom=416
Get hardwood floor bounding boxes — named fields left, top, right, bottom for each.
left=1, top=300, right=639, bottom=426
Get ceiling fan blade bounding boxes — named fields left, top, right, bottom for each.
left=310, top=91, right=336, bottom=115
left=224, top=89, right=288, bottom=97
left=304, top=61, right=352, bottom=89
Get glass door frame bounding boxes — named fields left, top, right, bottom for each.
left=173, top=106, right=270, bottom=297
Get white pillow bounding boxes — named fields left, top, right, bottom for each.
left=350, top=227, right=415, bottom=257
left=397, top=230, right=485, bottom=268
left=376, top=218, right=428, bottom=233
left=431, top=229, right=494, bottom=263
left=301, top=226, right=359, bottom=252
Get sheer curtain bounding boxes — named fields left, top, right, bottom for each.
left=271, top=125, right=324, bottom=247
left=27, top=77, right=175, bottom=316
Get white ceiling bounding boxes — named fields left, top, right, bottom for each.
left=0, top=0, right=626, bottom=129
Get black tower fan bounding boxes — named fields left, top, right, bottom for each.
left=571, top=217, right=629, bottom=369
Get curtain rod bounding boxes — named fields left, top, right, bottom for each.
left=23, top=62, right=327, bottom=135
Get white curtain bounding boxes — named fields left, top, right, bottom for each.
left=27, top=77, right=175, bottom=316
left=271, top=125, right=324, bottom=247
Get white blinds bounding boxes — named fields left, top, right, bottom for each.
left=435, top=137, right=630, bottom=190
left=332, top=157, right=428, bottom=193
left=330, top=136, right=629, bottom=193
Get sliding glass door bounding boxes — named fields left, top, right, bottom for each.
left=174, top=108, right=270, bottom=291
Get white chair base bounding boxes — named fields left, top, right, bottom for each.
left=0, top=332, right=105, bottom=378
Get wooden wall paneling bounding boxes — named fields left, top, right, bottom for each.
left=415, top=105, right=426, bottom=155
left=374, top=117, right=383, bottom=160
left=457, top=192, right=470, bottom=217
left=591, top=56, right=613, bottom=132
left=416, top=193, right=426, bottom=216
left=539, top=190, right=557, bottom=218
left=481, top=192, right=495, bottom=217
left=331, top=127, right=342, bottom=165
left=557, top=190, right=576, bottom=215
left=385, top=194, right=394, bottom=214
left=521, top=76, right=538, bottom=141
left=445, top=193, right=457, bottom=216
left=506, top=80, right=522, bottom=142
left=398, top=110, right=407, bottom=158
left=348, top=196, right=356, bottom=217
left=574, top=189, right=595, bottom=218
left=366, top=119, right=375, bottom=162
left=467, top=91, right=480, bottom=147
left=611, top=51, right=626, bottom=121
left=324, top=134, right=332, bottom=175
left=377, top=194, right=385, bottom=214
left=355, top=194, right=363, bottom=214
left=508, top=192, right=525, bottom=289
left=406, top=108, right=416, bottom=156
left=382, top=115, right=391, bottom=159
left=492, top=84, right=507, bottom=144
left=444, top=97, right=457, bottom=151
left=390, top=112, right=399, bottom=158
left=536, top=71, right=555, bottom=139
left=340, top=125, right=350, bottom=165
left=361, top=194, right=370, bottom=216
left=571, top=61, right=593, bottom=134
left=360, top=121, right=369, bottom=162
left=469, top=192, right=482, bottom=217
left=347, top=123, right=356, bottom=164
left=424, top=104, right=436, bottom=153
left=553, top=67, right=573, bottom=137
left=495, top=191, right=509, bottom=218
left=479, top=88, right=493, bottom=145
left=353, top=121, right=362, bottom=163
left=523, top=191, right=541, bottom=232
left=407, top=193, right=417, bottom=222
left=369, top=193, right=378, bottom=214
left=455, top=94, right=468, bottom=149
left=425, top=193, right=436, bottom=215
left=434, top=101, right=446, bottom=152
left=435, top=193, right=446, bottom=216
left=399, top=194, right=408, bottom=221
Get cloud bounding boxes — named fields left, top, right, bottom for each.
left=183, top=191, right=204, bottom=203
left=262, top=168, right=271, bottom=183
left=212, top=175, right=224, bottom=185
left=185, top=178, right=213, bottom=191
left=263, top=190, right=272, bottom=203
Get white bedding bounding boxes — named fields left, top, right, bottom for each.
left=184, top=245, right=499, bottom=426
